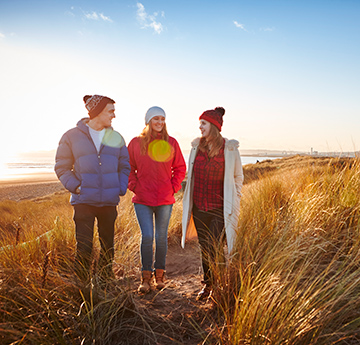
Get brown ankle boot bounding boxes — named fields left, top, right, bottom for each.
left=138, top=270, right=152, bottom=293
left=154, top=269, right=166, bottom=290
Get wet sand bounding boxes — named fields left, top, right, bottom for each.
left=0, top=172, right=66, bottom=202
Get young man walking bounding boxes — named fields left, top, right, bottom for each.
left=55, top=94, right=130, bottom=279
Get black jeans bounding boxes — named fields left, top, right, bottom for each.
left=73, top=204, right=117, bottom=272
left=193, top=204, right=225, bottom=285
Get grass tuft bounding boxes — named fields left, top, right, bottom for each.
left=210, top=156, right=360, bottom=344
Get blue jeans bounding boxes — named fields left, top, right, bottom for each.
left=134, top=203, right=173, bottom=271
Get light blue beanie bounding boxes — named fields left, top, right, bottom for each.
left=145, top=106, right=166, bottom=125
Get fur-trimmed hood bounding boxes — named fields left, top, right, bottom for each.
left=191, top=137, right=239, bottom=150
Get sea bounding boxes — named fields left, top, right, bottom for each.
left=0, top=155, right=280, bottom=180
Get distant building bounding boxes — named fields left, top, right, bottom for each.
left=310, top=147, right=318, bottom=155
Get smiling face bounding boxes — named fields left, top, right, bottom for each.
left=199, top=119, right=211, bottom=138
left=150, top=116, right=165, bottom=133
left=92, top=103, right=115, bottom=130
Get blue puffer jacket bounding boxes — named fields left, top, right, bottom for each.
left=55, top=119, right=130, bottom=206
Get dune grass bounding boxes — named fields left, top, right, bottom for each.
left=0, top=155, right=359, bottom=344
left=211, top=156, right=360, bottom=344
left=0, top=190, right=186, bottom=344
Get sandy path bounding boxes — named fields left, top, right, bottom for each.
left=130, top=243, right=215, bottom=344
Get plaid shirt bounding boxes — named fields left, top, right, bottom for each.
left=193, top=143, right=225, bottom=211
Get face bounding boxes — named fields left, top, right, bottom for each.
left=97, top=103, right=115, bottom=129
left=150, top=116, right=165, bottom=133
left=199, top=119, right=211, bottom=138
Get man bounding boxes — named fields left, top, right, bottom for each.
left=55, top=94, right=130, bottom=278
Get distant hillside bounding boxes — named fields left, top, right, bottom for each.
left=243, top=154, right=357, bottom=185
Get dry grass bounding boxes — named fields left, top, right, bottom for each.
left=243, top=154, right=355, bottom=185
left=211, top=156, right=360, bottom=344
left=0, top=191, right=73, bottom=244
left=0, top=189, right=185, bottom=344
left=1, top=155, right=359, bottom=344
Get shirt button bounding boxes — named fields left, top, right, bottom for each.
left=99, top=163, right=102, bottom=166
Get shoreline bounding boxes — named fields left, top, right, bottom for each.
left=0, top=172, right=66, bottom=202
left=0, top=172, right=59, bottom=186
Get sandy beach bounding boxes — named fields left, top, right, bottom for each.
left=0, top=172, right=66, bottom=202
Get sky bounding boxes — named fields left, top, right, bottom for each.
left=0, top=0, right=359, bottom=163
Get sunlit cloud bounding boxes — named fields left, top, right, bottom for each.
left=65, top=7, right=112, bottom=22
left=85, top=11, right=98, bottom=20
left=261, top=27, right=275, bottom=32
left=137, top=3, right=147, bottom=21
left=99, top=13, right=112, bottom=22
left=84, top=11, right=113, bottom=22
left=65, top=8, right=75, bottom=17
left=233, top=21, right=247, bottom=31
left=136, top=3, right=164, bottom=34
left=0, top=32, right=5, bottom=39
left=149, top=21, right=163, bottom=34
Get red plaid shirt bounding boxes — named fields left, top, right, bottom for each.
left=193, top=142, right=225, bottom=211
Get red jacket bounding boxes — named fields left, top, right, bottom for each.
left=128, top=135, right=186, bottom=206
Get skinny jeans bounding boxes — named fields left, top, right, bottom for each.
left=192, top=204, right=225, bottom=285
left=134, top=203, right=173, bottom=272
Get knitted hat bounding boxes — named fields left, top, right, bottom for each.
left=199, top=107, right=225, bottom=131
left=145, top=106, right=166, bottom=125
left=83, top=95, right=115, bottom=119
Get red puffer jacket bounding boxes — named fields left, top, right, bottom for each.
left=128, top=135, right=186, bottom=206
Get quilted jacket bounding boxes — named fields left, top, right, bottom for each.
left=55, top=118, right=130, bottom=206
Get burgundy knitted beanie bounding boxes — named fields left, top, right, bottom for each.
left=199, top=107, right=225, bottom=131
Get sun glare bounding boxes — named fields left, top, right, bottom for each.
left=147, top=140, right=174, bottom=162
left=0, top=151, right=18, bottom=180
left=0, top=158, right=10, bottom=179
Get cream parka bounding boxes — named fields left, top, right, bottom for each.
left=182, top=137, right=244, bottom=254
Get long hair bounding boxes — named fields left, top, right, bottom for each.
left=198, top=123, right=224, bottom=158
left=139, top=123, right=169, bottom=155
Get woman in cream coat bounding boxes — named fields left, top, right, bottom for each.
left=182, top=107, right=244, bottom=300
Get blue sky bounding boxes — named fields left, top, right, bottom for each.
left=0, top=0, right=359, bottom=160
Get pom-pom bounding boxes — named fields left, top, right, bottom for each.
left=215, top=107, right=225, bottom=116
left=83, top=95, right=92, bottom=104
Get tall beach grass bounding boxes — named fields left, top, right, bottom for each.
left=0, top=190, right=185, bottom=344
left=0, top=155, right=359, bottom=344
left=211, top=156, right=360, bottom=344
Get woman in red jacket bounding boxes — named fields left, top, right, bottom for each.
left=128, top=106, right=186, bottom=293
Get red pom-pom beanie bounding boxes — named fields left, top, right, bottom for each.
left=199, top=107, right=225, bottom=131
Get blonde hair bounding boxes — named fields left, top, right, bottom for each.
left=139, top=123, right=169, bottom=155
left=198, top=123, right=224, bottom=158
